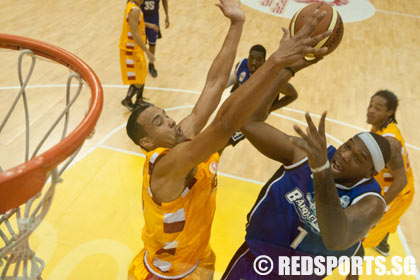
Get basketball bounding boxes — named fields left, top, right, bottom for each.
left=289, top=2, right=344, bottom=59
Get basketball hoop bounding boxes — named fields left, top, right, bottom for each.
left=0, top=34, right=103, bottom=279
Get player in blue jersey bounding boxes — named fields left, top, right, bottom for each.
left=227, top=44, right=299, bottom=146
left=221, top=64, right=391, bottom=279
left=141, top=0, right=169, bottom=78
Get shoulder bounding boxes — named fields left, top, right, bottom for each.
left=381, top=122, right=400, bottom=138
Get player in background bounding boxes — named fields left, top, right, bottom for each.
left=120, top=0, right=160, bottom=111
left=126, top=3, right=331, bottom=279
left=141, top=0, right=169, bottom=78
left=221, top=61, right=391, bottom=279
left=362, top=90, right=414, bottom=256
left=226, top=44, right=299, bottom=146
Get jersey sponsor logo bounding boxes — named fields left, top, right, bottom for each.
left=240, top=0, right=375, bottom=23
left=232, top=131, right=245, bottom=142
left=340, top=195, right=351, bottom=208
left=286, top=188, right=320, bottom=234
left=239, top=71, right=247, bottom=83
left=210, top=162, right=218, bottom=192
left=209, top=162, right=218, bottom=175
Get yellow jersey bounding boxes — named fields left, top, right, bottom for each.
left=141, top=147, right=219, bottom=278
left=119, top=1, right=146, bottom=51
left=374, top=122, right=414, bottom=196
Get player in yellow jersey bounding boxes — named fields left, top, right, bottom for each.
left=119, top=0, right=159, bottom=111
left=125, top=2, right=331, bottom=278
left=363, top=90, right=414, bottom=256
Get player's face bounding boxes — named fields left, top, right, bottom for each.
left=330, top=136, right=376, bottom=186
left=247, top=51, right=265, bottom=74
left=366, top=95, right=393, bottom=127
left=138, top=106, right=186, bottom=150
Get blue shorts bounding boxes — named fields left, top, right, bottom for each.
left=144, top=13, right=160, bottom=45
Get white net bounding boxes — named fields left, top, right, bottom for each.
left=0, top=46, right=94, bottom=279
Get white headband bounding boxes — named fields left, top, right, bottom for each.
left=357, top=132, right=385, bottom=172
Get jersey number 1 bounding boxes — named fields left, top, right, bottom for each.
left=290, top=226, right=308, bottom=249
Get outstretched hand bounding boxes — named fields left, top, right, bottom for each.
left=216, top=0, right=245, bottom=24
left=291, top=112, right=329, bottom=170
left=288, top=56, right=323, bottom=74
left=273, top=9, right=331, bottom=66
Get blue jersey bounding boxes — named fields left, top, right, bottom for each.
left=245, top=146, right=384, bottom=260
left=234, top=58, right=251, bottom=85
left=141, top=0, right=160, bottom=16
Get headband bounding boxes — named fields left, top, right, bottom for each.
left=357, top=132, right=385, bottom=172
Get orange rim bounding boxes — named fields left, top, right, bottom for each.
left=0, top=34, right=103, bottom=213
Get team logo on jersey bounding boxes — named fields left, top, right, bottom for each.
left=209, top=162, right=218, bottom=175
left=340, top=195, right=351, bottom=208
left=286, top=188, right=320, bottom=234
left=209, top=162, right=218, bottom=192
left=239, top=71, right=247, bottom=83
left=240, top=0, right=375, bottom=23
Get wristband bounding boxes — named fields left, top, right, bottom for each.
left=310, top=160, right=330, bottom=173
left=285, top=67, right=295, bottom=77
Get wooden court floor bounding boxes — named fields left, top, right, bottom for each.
left=1, top=0, right=420, bottom=278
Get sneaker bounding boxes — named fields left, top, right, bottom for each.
left=375, top=242, right=390, bottom=256
left=121, top=99, right=134, bottom=111
left=149, top=63, right=158, bottom=78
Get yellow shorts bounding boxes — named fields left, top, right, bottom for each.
left=128, top=246, right=215, bottom=280
left=363, top=190, right=414, bottom=247
left=119, top=49, right=147, bottom=85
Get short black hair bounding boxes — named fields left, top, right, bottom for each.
left=369, top=132, right=391, bottom=167
left=373, top=90, right=399, bottom=124
left=126, top=103, right=153, bottom=148
left=249, top=44, right=266, bottom=60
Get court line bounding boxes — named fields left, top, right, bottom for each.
left=4, top=83, right=419, bottom=152
left=3, top=83, right=418, bottom=150
left=376, top=9, right=420, bottom=19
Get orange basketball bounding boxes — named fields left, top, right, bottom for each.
left=289, top=2, right=344, bottom=59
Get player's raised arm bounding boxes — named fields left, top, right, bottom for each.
left=154, top=8, right=331, bottom=183
left=178, top=0, right=245, bottom=138
left=240, top=58, right=321, bottom=165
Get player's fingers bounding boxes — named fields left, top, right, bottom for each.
left=305, top=112, right=318, bottom=135
left=280, top=27, right=290, bottom=43
left=311, top=29, right=332, bottom=45
left=293, top=124, right=310, bottom=143
left=290, top=137, right=310, bottom=153
left=319, top=111, right=327, bottom=141
left=215, top=2, right=225, bottom=12
left=297, top=9, right=325, bottom=38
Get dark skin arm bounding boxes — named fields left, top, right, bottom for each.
left=162, top=0, right=169, bottom=28
left=240, top=59, right=321, bottom=165
left=269, top=82, right=298, bottom=111
left=382, top=136, right=407, bottom=205
left=292, top=113, right=385, bottom=250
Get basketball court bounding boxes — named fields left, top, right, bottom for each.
left=1, top=0, right=419, bottom=279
